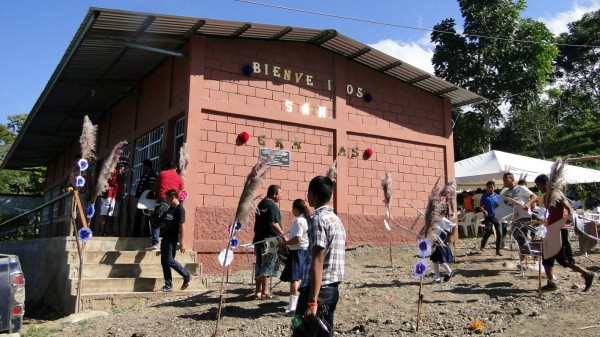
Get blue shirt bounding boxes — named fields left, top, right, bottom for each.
left=480, top=192, right=499, bottom=219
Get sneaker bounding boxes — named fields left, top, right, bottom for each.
left=157, top=285, right=172, bottom=292
left=284, top=309, right=295, bottom=316
left=181, top=275, right=194, bottom=290
left=434, top=278, right=441, bottom=284
left=146, top=244, right=159, bottom=251
left=443, top=271, right=455, bottom=283
left=541, top=282, right=558, bottom=291
left=583, top=272, right=596, bottom=292
left=261, top=293, right=273, bottom=299
left=495, top=251, right=503, bottom=256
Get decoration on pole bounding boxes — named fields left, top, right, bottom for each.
left=414, top=238, right=432, bottom=332
left=178, top=142, right=190, bottom=180
left=78, top=228, right=93, bottom=243
left=214, top=158, right=271, bottom=337
left=93, top=141, right=128, bottom=200
left=380, top=171, right=394, bottom=272
left=72, top=115, right=99, bottom=313
left=326, top=160, right=337, bottom=182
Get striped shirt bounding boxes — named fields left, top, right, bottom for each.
left=299, top=205, right=346, bottom=289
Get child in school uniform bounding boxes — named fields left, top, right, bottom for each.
left=430, top=215, right=456, bottom=283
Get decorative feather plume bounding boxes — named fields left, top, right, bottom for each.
left=326, top=160, right=337, bottom=182
left=518, top=172, right=528, bottom=184
left=93, top=141, right=127, bottom=199
left=380, top=171, right=392, bottom=207
left=178, top=142, right=190, bottom=180
left=420, top=179, right=456, bottom=242
left=79, top=116, right=97, bottom=161
left=421, top=180, right=443, bottom=240
left=439, top=181, right=457, bottom=215
left=547, top=158, right=568, bottom=207
left=234, top=157, right=271, bottom=225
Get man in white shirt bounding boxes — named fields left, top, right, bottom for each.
left=502, top=172, right=537, bottom=269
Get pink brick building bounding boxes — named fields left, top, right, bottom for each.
left=3, top=8, right=482, bottom=272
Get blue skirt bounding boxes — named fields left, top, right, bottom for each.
left=280, top=249, right=306, bottom=282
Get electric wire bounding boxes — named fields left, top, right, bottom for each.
left=236, top=0, right=600, bottom=49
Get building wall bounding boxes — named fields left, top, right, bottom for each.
left=40, top=35, right=455, bottom=273
left=43, top=49, right=191, bottom=235
left=185, top=37, right=455, bottom=272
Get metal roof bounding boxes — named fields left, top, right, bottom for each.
left=3, top=7, right=484, bottom=170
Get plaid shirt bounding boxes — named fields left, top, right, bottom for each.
left=300, top=205, right=346, bottom=289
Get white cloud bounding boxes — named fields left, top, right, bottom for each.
left=369, top=37, right=435, bottom=74
left=539, top=1, right=600, bottom=35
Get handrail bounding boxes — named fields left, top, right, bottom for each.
left=0, top=191, right=73, bottom=228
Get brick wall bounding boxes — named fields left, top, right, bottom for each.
left=187, top=37, right=453, bottom=272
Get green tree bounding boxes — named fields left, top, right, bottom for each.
left=0, top=113, right=45, bottom=195
left=431, top=0, right=559, bottom=160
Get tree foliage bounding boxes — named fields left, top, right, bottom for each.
left=0, top=113, right=45, bottom=195
left=431, top=0, right=558, bottom=160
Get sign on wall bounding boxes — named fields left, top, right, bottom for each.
left=259, top=148, right=291, bottom=167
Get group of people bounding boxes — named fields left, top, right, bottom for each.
left=252, top=177, right=346, bottom=336
left=69, top=156, right=192, bottom=294
left=475, top=172, right=596, bottom=292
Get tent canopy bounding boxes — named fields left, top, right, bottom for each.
left=455, top=150, right=600, bottom=189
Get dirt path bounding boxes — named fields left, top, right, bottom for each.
left=23, top=238, right=600, bottom=336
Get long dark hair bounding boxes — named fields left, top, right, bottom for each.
left=292, top=199, right=311, bottom=220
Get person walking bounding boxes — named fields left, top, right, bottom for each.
left=534, top=174, right=595, bottom=292
left=479, top=181, right=502, bottom=255
left=157, top=189, right=193, bottom=292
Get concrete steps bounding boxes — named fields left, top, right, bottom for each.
left=76, top=291, right=209, bottom=312
left=66, top=237, right=208, bottom=311
left=69, top=263, right=201, bottom=278
left=70, top=276, right=208, bottom=294
left=68, top=250, right=197, bottom=264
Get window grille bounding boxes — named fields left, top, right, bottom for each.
left=173, top=117, right=185, bottom=162
left=131, top=126, right=164, bottom=194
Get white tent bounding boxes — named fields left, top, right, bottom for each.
left=455, top=150, right=600, bottom=189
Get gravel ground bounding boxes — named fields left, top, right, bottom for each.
left=22, top=238, right=600, bottom=337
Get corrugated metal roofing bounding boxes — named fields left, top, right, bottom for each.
left=3, top=7, right=484, bottom=170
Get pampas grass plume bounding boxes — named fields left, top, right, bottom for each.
left=179, top=142, right=190, bottom=180
left=94, top=140, right=127, bottom=199
left=326, top=160, right=337, bottom=182
left=234, top=158, right=271, bottom=225
left=79, top=115, right=97, bottom=161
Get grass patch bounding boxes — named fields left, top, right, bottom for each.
left=22, top=325, right=58, bottom=337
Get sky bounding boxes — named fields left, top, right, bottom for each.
left=1, top=0, right=599, bottom=125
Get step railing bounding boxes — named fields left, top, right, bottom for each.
left=0, top=191, right=75, bottom=241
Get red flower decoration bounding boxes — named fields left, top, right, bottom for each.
left=363, top=147, right=373, bottom=159
left=237, top=131, right=250, bottom=144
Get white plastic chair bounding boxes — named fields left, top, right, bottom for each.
left=458, top=212, right=476, bottom=237
left=474, top=212, right=487, bottom=238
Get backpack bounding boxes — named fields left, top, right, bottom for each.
left=150, top=202, right=170, bottom=229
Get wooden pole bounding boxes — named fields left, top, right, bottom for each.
left=416, top=277, right=423, bottom=332
left=214, top=224, right=236, bottom=337
left=72, top=191, right=90, bottom=313
left=389, top=229, right=394, bottom=273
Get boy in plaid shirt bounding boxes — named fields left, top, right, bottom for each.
left=293, top=176, right=346, bottom=337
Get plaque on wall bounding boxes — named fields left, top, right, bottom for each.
left=259, top=148, right=291, bottom=167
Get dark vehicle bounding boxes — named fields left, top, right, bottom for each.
left=0, top=254, right=25, bottom=336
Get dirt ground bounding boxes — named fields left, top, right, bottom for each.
left=23, top=237, right=600, bottom=337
